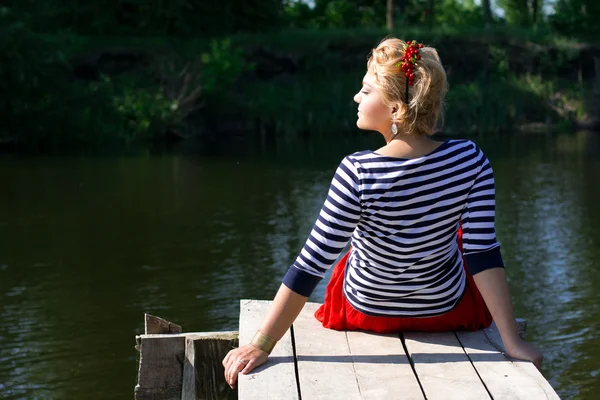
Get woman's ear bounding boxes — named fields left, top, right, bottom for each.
left=391, top=103, right=401, bottom=120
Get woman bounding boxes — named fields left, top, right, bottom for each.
left=222, top=37, right=543, bottom=388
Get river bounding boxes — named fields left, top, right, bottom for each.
left=1, top=132, right=599, bottom=399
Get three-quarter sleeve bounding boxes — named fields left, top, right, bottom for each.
left=282, top=156, right=362, bottom=297
left=460, top=148, right=505, bottom=275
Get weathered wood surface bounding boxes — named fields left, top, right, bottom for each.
left=480, top=322, right=560, bottom=399
left=237, top=300, right=298, bottom=400
left=181, top=332, right=239, bottom=400
left=293, top=302, right=362, bottom=400
left=136, top=331, right=240, bottom=400
left=134, top=302, right=559, bottom=400
left=237, top=300, right=560, bottom=400
left=135, top=334, right=186, bottom=400
left=345, top=328, right=423, bottom=399
left=456, top=329, right=560, bottom=400
left=404, top=331, right=491, bottom=399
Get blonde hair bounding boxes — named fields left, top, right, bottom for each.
left=367, top=37, right=448, bottom=136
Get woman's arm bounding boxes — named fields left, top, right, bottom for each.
left=223, top=284, right=308, bottom=388
left=473, top=267, right=543, bottom=370
left=257, top=284, right=309, bottom=340
left=223, top=156, right=363, bottom=388
left=460, top=146, right=543, bottom=370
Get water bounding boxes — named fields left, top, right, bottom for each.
left=1, top=132, right=599, bottom=399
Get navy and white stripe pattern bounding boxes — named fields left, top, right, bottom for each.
left=282, top=139, right=504, bottom=317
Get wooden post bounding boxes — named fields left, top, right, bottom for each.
left=135, top=334, right=186, bottom=400
left=592, top=56, right=600, bottom=130
left=135, top=314, right=239, bottom=400
left=182, top=332, right=239, bottom=400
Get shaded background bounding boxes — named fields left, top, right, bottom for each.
left=1, top=0, right=600, bottom=151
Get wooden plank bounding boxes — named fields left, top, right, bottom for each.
left=181, top=337, right=197, bottom=400
left=135, top=334, right=186, bottom=400
left=293, top=302, right=362, bottom=400
left=346, top=330, right=425, bottom=399
left=237, top=299, right=298, bottom=400
left=181, top=331, right=239, bottom=400
left=403, top=332, right=491, bottom=399
left=481, top=323, right=561, bottom=399
left=456, top=330, right=560, bottom=399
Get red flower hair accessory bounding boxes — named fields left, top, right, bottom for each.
left=397, top=40, right=424, bottom=103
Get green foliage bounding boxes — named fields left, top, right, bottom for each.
left=95, top=76, right=182, bottom=143
left=550, top=0, right=600, bottom=37
left=283, top=1, right=315, bottom=28
left=488, top=45, right=511, bottom=76
left=497, top=0, right=532, bottom=26
left=284, top=0, right=385, bottom=29
left=0, top=4, right=247, bottom=150
left=431, top=0, right=483, bottom=27
left=201, top=40, right=249, bottom=95
left=0, top=7, right=75, bottom=146
left=2, top=0, right=597, bottom=151
left=2, top=0, right=283, bottom=36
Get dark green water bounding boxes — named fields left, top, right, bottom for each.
left=1, top=132, right=599, bottom=399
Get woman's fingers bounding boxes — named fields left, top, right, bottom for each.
left=222, top=344, right=268, bottom=388
left=222, top=349, right=233, bottom=367
left=227, top=357, right=247, bottom=387
left=241, top=359, right=256, bottom=375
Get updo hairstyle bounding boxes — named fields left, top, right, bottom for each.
left=367, top=38, right=448, bottom=136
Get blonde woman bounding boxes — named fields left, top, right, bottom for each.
left=222, top=38, right=543, bottom=388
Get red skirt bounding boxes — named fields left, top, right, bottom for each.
left=314, top=228, right=492, bottom=333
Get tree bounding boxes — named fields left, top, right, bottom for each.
left=483, top=0, right=493, bottom=27
left=498, top=0, right=545, bottom=26
left=550, top=0, right=600, bottom=36
left=387, top=0, right=393, bottom=31
left=498, top=0, right=530, bottom=26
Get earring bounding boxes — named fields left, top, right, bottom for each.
left=391, top=122, right=398, bottom=136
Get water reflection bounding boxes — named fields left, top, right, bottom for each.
left=492, top=134, right=600, bottom=400
left=0, top=132, right=599, bottom=399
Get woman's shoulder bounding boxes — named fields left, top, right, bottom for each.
left=341, top=139, right=485, bottom=168
left=339, top=150, right=376, bottom=166
left=446, top=139, right=487, bottom=159
left=447, top=138, right=476, bottom=150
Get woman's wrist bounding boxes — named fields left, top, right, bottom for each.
left=500, top=330, right=522, bottom=351
left=250, top=331, right=278, bottom=355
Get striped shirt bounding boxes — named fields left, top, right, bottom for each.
left=282, top=139, right=504, bottom=317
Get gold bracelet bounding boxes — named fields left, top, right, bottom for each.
left=250, top=331, right=277, bottom=354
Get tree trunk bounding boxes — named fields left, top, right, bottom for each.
left=531, top=0, right=540, bottom=25
left=592, top=56, right=600, bottom=130
left=429, top=0, right=435, bottom=27
left=483, top=0, right=493, bottom=28
left=387, top=0, right=393, bottom=32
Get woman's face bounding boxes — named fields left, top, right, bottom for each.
left=353, top=72, right=394, bottom=134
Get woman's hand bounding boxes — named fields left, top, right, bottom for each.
left=504, top=338, right=543, bottom=371
left=222, top=343, right=269, bottom=389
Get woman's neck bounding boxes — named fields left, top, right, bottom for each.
left=377, top=134, right=443, bottom=159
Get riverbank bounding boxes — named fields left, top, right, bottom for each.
left=2, top=26, right=599, bottom=152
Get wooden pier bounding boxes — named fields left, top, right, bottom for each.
left=135, top=300, right=560, bottom=399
